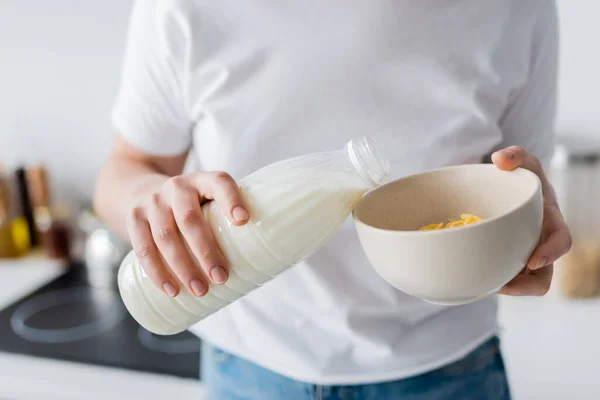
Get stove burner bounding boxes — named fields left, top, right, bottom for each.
left=0, top=267, right=201, bottom=379
left=137, top=327, right=200, bottom=354
left=10, top=287, right=127, bottom=344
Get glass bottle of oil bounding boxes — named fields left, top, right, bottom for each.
left=0, top=174, right=28, bottom=258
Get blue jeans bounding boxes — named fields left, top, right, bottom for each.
left=201, top=336, right=511, bottom=400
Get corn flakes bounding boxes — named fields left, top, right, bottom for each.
left=419, top=214, right=482, bottom=231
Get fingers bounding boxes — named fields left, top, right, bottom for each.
left=169, top=182, right=229, bottom=285
left=125, top=171, right=243, bottom=297
left=499, top=264, right=553, bottom=296
left=492, top=146, right=540, bottom=174
left=127, top=206, right=179, bottom=297
left=492, top=146, right=572, bottom=274
left=491, top=146, right=558, bottom=206
left=194, top=172, right=249, bottom=226
left=527, top=207, right=572, bottom=270
left=146, top=192, right=209, bottom=297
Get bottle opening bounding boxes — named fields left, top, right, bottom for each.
left=346, top=137, right=392, bottom=187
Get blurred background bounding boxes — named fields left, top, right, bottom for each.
left=0, top=1, right=599, bottom=399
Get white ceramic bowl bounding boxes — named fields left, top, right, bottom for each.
left=353, top=164, right=543, bottom=305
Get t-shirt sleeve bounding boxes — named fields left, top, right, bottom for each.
left=497, top=2, right=559, bottom=170
left=111, top=0, right=192, bottom=156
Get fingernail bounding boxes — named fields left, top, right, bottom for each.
left=210, top=266, right=228, bottom=284
left=501, top=150, right=515, bottom=159
left=190, top=279, right=207, bottom=297
left=232, top=206, right=249, bottom=222
left=534, top=258, right=547, bottom=270
left=163, top=282, right=177, bottom=297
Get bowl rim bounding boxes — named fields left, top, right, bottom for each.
left=352, top=163, right=542, bottom=236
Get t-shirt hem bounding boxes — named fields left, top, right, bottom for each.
left=196, top=328, right=499, bottom=386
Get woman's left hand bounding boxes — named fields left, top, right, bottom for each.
left=491, top=146, right=572, bottom=296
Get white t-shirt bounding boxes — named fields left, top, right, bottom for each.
left=112, top=0, right=558, bottom=385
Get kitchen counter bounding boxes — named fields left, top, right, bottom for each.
left=1, top=257, right=600, bottom=399
left=499, top=292, right=600, bottom=400
left=0, top=256, right=206, bottom=400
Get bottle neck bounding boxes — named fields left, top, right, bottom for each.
left=346, top=137, right=391, bottom=187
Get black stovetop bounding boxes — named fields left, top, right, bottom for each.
left=0, top=264, right=200, bottom=379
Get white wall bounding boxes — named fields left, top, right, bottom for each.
left=556, top=0, right=600, bottom=144
left=0, top=0, right=598, bottom=203
left=0, top=1, right=132, bottom=203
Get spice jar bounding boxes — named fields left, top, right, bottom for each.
left=35, top=205, right=72, bottom=261
left=26, top=165, right=51, bottom=246
left=26, top=166, right=51, bottom=210
left=550, top=140, right=600, bottom=298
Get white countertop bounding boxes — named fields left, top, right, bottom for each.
left=499, top=294, right=600, bottom=400
left=0, top=256, right=206, bottom=400
left=1, top=257, right=599, bottom=399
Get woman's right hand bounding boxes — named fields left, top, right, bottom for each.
left=126, top=171, right=249, bottom=298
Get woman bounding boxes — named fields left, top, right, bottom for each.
left=95, top=1, right=570, bottom=399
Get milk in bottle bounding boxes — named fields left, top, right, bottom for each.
left=118, top=137, right=391, bottom=335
